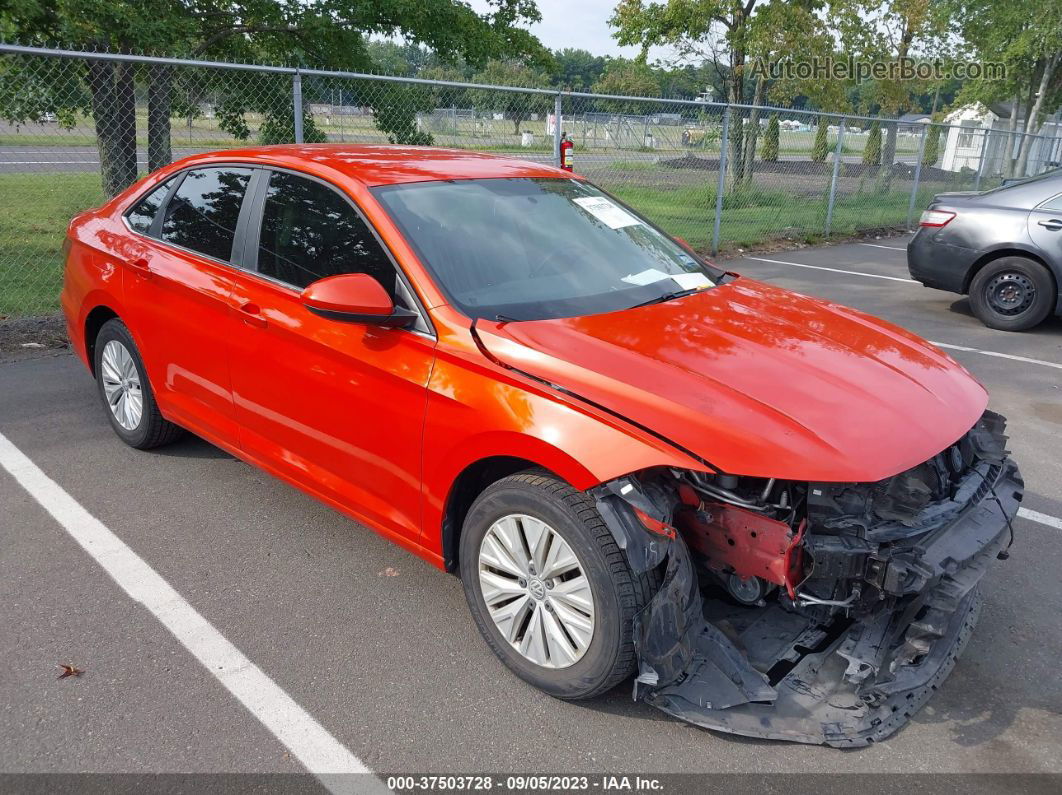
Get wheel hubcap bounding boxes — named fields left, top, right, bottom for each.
left=478, top=513, right=595, bottom=669
left=985, top=272, right=1035, bottom=316
left=100, top=340, right=143, bottom=431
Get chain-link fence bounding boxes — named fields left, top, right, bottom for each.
left=3, top=43, right=1061, bottom=317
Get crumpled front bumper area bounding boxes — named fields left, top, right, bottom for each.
left=595, top=454, right=1022, bottom=747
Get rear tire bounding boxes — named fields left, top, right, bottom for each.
left=94, top=318, right=184, bottom=449
left=969, top=256, right=1054, bottom=331
left=459, top=469, right=657, bottom=700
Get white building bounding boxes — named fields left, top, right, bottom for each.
left=941, top=102, right=1062, bottom=175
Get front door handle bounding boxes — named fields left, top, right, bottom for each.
left=1038, top=219, right=1062, bottom=231
left=239, top=302, right=267, bottom=328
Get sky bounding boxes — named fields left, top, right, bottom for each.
left=465, top=0, right=676, bottom=61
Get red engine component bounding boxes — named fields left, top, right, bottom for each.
left=675, top=501, right=804, bottom=589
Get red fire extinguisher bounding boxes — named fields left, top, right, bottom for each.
left=560, top=133, right=574, bottom=171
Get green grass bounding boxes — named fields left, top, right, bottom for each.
left=607, top=159, right=660, bottom=171
left=0, top=172, right=105, bottom=315
left=0, top=133, right=260, bottom=148
left=610, top=183, right=919, bottom=251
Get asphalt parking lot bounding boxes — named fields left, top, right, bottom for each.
left=2, top=235, right=1061, bottom=789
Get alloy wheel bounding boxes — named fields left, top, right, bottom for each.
left=100, top=340, right=143, bottom=431
left=477, top=513, right=596, bottom=669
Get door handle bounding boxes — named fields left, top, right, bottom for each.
left=239, top=302, right=267, bottom=328
left=128, top=257, right=153, bottom=278
left=1038, top=219, right=1062, bottom=231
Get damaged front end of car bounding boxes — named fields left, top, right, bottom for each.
left=590, top=409, right=1023, bottom=747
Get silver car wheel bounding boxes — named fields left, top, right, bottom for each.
left=100, top=340, right=143, bottom=431
left=478, top=513, right=596, bottom=669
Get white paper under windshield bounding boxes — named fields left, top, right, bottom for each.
left=572, top=196, right=642, bottom=230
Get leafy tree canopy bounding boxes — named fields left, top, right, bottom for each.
left=0, top=0, right=548, bottom=193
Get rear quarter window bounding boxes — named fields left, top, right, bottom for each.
left=1038, top=193, right=1062, bottom=212
left=125, top=178, right=175, bottom=234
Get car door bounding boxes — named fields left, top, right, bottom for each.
left=227, top=168, right=436, bottom=542
left=1028, top=191, right=1062, bottom=272
left=120, top=166, right=256, bottom=443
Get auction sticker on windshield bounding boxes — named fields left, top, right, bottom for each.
left=572, top=196, right=641, bottom=229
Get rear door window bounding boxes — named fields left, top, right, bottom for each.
left=161, top=167, right=254, bottom=262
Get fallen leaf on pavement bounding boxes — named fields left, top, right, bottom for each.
left=57, top=663, right=84, bottom=680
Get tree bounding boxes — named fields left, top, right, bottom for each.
left=611, top=0, right=761, bottom=106
left=922, top=123, right=941, bottom=166
left=551, top=49, right=607, bottom=91
left=863, top=121, right=882, bottom=165
left=740, top=0, right=848, bottom=183
left=611, top=1, right=843, bottom=186
left=948, top=0, right=1062, bottom=176
left=470, top=60, right=553, bottom=136
left=655, top=63, right=717, bottom=100
left=830, top=0, right=950, bottom=187
left=365, top=41, right=438, bottom=78
left=761, top=113, right=779, bottom=161
left=811, top=116, right=829, bottom=162
left=591, top=58, right=662, bottom=113
left=1, top=0, right=548, bottom=196
left=611, top=0, right=760, bottom=186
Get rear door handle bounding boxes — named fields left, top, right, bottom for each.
left=239, top=302, right=267, bottom=328
left=1038, top=219, right=1062, bottom=231
left=128, top=257, right=153, bottom=278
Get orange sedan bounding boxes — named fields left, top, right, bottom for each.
left=62, top=145, right=1022, bottom=746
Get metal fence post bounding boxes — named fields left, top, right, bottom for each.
left=553, top=93, right=563, bottom=167
left=824, top=117, right=845, bottom=237
left=293, top=69, right=304, bottom=144
left=907, top=124, right=929, bottom=230
left=974, top=128, right=987, bottom=190
left=711, top=107, right=730, bottom=256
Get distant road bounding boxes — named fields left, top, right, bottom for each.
left=0, top=145, right=919, bottom=174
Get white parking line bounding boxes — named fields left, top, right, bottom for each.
left=744, top=256, right=918, bottom=283
left=1018, top=508, right=1062, bottom=531
left=0, top=430, right=381, bottom=795
left=929, top=341, right=1062, bottom=371
left=858, top=243, right=908, bottom=251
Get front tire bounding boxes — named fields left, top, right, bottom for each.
left=94, top=318, right=184, bottom=449
left=969, top=256, right=1054, bottom=331
left=459, top=470, right=655, bottom=700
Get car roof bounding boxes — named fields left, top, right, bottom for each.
left=172, top=144, right=572, bottom=187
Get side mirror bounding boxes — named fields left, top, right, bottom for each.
left=300, top=273, right=417, bottom=328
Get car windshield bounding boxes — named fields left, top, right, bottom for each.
left=371, top=177, right=723, bottom=321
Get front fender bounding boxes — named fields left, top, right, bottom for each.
left=420, top=345, right=704, bottom=557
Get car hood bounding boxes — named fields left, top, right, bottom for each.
left=475, top=278, right=987, bottom=482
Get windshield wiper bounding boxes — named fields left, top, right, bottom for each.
left=629, top=287, right=704, bottom=309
